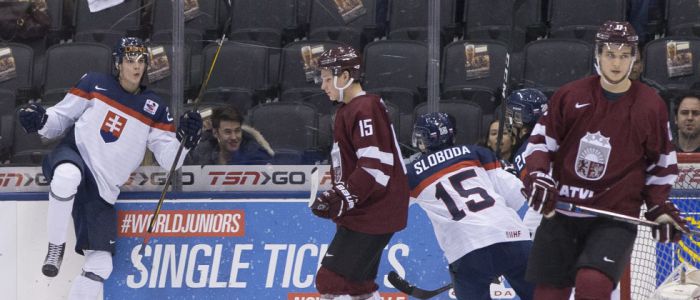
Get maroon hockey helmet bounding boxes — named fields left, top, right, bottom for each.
left=317, top=45, right=362, bottom=81
left=595, top=21, right=638, bottom=54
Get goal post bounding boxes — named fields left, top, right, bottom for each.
left=624, top=153, right=700, bottom=300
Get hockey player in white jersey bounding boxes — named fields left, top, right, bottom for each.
left=17, top=37, right=203, bottom=299
left=406, top=112, right=535, bottom=300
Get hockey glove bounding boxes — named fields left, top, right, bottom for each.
left=521, top=171, right=558, bottom=218
left=645, top=202, right=689, bottom=243
left=18, top=103, right=47, bottom=133
left=177, top=111, right=203, bottom=149
left=500, top=159, right=517, bottom=176
left=309, top=182, right=358, bottom=220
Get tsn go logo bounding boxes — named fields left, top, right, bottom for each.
left=208, top=171, right=307, bottom=185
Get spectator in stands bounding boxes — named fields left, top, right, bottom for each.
left=484, top=119, right=516, bottom=161
left=675, top=92, right=700, bottom=152
left=185, top=106, right=274, bottom=165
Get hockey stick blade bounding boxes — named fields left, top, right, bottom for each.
left=388, top=271, right=452, bottom=299
left=307, top=167, right=319, bottom=207
left=555, top=202, right=700, bottom=237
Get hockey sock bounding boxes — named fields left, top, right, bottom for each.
left=68, top=250, right=112, bottom=300
left=574, top=268, right=613, bottom=300
left=68, top=273, right=102, bottom=300
left=316, top=266, right=377, bottom=295
left=47, top=163, right=81, bottom=245
left=533, top=283, right=573, bottom=300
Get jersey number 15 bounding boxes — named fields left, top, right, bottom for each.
left=435, top=169, right=496, bottom=221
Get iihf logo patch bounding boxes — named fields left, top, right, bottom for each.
left=100, top=111, right=127, bottom=143
left=143, top=99, right=158, bottom=115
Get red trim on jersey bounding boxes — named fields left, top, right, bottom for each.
left=483, top=161, right=500, bottom=170
left=69, top=87, right=92, bottom=100
left=68, top=88, right=176, bottom=132
left=411, top=161, right=480, bottom=198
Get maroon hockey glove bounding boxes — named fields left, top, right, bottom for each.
left=645, top=202, right=689, bottom=243
left=309, top=182, right=358, bottom=220
left=521, top=171, right=558, bottom=218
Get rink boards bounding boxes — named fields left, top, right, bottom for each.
left=0, top=165, right=527, bottom=300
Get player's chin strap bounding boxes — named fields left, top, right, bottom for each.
left=333, top=76, right=354, bottom=103
left=594, top=47, right=636, bottom=86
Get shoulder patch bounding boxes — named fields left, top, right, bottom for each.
left=143, top=99, right=159, bottom=115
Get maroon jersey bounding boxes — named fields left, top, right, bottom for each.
left=331, top=92, right=409, bottom=234
left=524, top=76, right=678, bottom=217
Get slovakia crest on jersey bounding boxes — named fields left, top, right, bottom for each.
left=143, top=99, right=158, bottom=115
left=100, top=111, right=127, bottom=143
left=575, top=131, right=611, bottom=180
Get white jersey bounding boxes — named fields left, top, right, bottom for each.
left=406, top=145, right=531, bottom=263
left=38, top=72, right=187, bottom=204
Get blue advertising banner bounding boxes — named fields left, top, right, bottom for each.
left=105, top=195, right=525, bottom=299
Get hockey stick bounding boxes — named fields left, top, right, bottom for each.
left=555, top=202, right=700, bottom=237
left=138, top=35, right=226, bottom=256
left=494, top=0, right=527, bottom=159
left=307, top=167, right=320, bottom=207
left=388, top=271, right=452, bottom=299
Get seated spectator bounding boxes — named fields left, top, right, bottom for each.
left=482, top=119, right=516, bottom=161
left=186, top=107, right=274, bottom=165
left=675, top=91, right=700, bottom=152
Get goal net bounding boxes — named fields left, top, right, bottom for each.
left=628, top=153, right=700, bottom=300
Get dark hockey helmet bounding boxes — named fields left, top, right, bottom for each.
left=317, top=45, right=362, bottom=81
left=412, top=112, right=455, bottom=151
left=505, top=88, right=548, bottom=129
left=112, top=37, right=148, bottom=65
left=595, top=20, right=638, bottom=55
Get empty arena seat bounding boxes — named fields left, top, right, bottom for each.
left=363, top=40, right=428, bottom=114
left=73, top=0, right=143, bottom=47
left=666, top=0, right=700, bottom=37
left=308, top=0, right=380, bottom=50
left=548, top=0, right=626, bottom=43
left=41, top=42, right=112, bottom=104
left=387, top=0, right=456, bottom=44
left=521, top=39, right=593, bottom=95
left=463, top=0, right=543, bottom=51
left=248, top=101, right=318, bottom=151
left=441, top=39, right=509, bottom=114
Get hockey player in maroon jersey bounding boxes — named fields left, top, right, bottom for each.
left=308, top=45, right=409, bottom=299
left=521, top=21, right=689, bottom=299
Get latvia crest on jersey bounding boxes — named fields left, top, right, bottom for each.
left=100, top=111, right=128, bottom=143
left=575, top=131, right=611, bottom=180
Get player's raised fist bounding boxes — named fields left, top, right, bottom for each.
left=18, top=103, right=48, bottom=133
left=177, top=110, right=203, bottom=149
